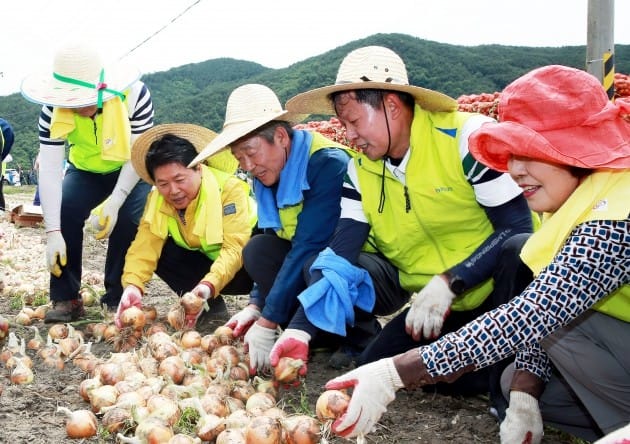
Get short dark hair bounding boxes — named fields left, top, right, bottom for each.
left=145, top=134, right=198, bottom=182
left=235, top=120, right=294, bottom=146
left=331, top=89, right=415, bottom=112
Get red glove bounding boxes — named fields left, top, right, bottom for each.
left=269, top=329, right=311, bottom=377
left=115, top=285, right=143, bottom=328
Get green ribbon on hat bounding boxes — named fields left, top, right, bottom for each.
left=53, top=68, right=125, bottom=108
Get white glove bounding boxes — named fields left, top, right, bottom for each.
left=594, top=423, right=630, bottom=443
left=244, top=321, right=277, bottom=374
left=46, top=230, right=67, bottom=278
left=225, top=305, right=261, bottom=337
left=325, top=357, right=404, bottom=438
left=500, top=391, right=543, bottom=444
left=184, top=283, right=214, bottom=328
left=405, top=275, right=456, bottom=341
left=115, top=285, right=143, bottom=328
left=93, top=161, right=139, bottom=240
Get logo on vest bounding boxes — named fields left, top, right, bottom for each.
left=434, top=186, right=453, bottom=193
left=592, top=199, right=608, bottom=211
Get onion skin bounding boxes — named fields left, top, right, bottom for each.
left=273, top=357, right=304, bottom=384
left=245, top=415, right=282, bottom=444
left=120, top=306, right=147, bottom=330
left=282, top=415, right=322, bottom=444
left=315, top=389, right=350, bottom=421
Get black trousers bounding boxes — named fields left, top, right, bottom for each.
left=155, top=237, right=253, bottom=296
left=358, top=234, right=534, bottom=410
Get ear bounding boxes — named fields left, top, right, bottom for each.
left=383, top=92, right=403, bottom=119
left=274, top=125, right=290, bottom=146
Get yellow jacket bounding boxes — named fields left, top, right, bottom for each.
left=122, top=167, right=252, bottom=293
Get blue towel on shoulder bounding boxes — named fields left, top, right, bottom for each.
left=298, top=248, right=375, bottom=336
left=254, top=130, right=312, bottom=230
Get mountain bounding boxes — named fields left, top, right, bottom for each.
left=2, top=32, right=629, bottom=169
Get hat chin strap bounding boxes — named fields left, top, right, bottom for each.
left=377, top=93, right=394, bottom=214
left=53, top=69, right=125, bottom=108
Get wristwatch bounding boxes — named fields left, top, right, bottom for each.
left=443, top=271, right=466, bottom=296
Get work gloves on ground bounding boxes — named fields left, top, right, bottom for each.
left=244, top=321, right=277, bottom=374
left=184, top=283, right=214, bottom=329
left=225, top=305, right=261, bottom=337
left=326, top=357, right=405, bottom=438
left=115, top=285, right=143, bottom=328
left=500, top=391, right=543, bottom=444
left=269, top=328, right=311, bottom=377
left=405, top=275, right=455, bottom=341
left=46, top=230, right=67, bottom=278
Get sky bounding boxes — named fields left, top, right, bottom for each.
left=1, top=0, right=629, bottom=97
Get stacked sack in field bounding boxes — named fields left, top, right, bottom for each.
left=614, top=72, right=630, bottom=98
left=293, top=117, right=359, bottom=150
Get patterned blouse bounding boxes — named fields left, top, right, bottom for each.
left=419, top=218, right=630, bottom=381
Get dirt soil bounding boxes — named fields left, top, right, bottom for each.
left=0, top=187, right=577, bottom=444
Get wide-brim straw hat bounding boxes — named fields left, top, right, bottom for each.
left=190, top=84, right=306, bottom=166
left=469, top=65, right=630, bottom=172
left=132, top=123, right=237, bottom=184
left=285, top=46, right=457, bottom=115
left=21, top=43, right=140, bottom=108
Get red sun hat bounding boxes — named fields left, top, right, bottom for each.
left=468, top=65, right=630, bottom=172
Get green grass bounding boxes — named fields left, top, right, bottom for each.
left=2, top=184, right=37, bottom=196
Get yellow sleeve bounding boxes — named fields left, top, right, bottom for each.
left=122, top=215, right=167, bottom=292
left=203, top=177, right=252, bottom=294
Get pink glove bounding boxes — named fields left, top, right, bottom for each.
left=500, top=391, right=543, bottom=444
left=405, top=275, right=455, bottom=340
left=225, top=305, right=261, bottom=337
left=115, top=285, right=143, bottom=328
left=325, top=358, right=404, bottom=438
left=184, top=283, right=213, bottom=328
left=269, top=329, right=311, bottom=376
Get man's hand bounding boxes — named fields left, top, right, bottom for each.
left=184, top=283, right=213, bottom=328
left=405, top=275, right=456, bottom=340
left=115, top=285, right=143, bottom=328
left=325, top=358, right=404, bottom=438
left=244, top=321, right=277, bottom=374
left=46, top=231, right=67, bottom=277
left=500, top=391, right=543, bottom=444
left=225, top=305, right=261, bottom=337
left=269, top=329, right=311, bottom=376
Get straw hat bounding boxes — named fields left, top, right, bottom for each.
left=285, top=46, right=457, bottom=115
left=21, top=43, right=140, bottom=108
left=132, top=123, right=238, bottom=184
left=469, top=65, right=630, bottom=172
left=190, top=84, right=306, bottom=166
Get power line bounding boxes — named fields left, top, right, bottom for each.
left=119, top=0, right=202, bottom=60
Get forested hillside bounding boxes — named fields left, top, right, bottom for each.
left=2, top=32, right=629, bottom=168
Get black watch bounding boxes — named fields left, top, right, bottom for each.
left=444, top=271, right=466, bottom=295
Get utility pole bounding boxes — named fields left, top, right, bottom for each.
left=586, top=0, right=615, bottom=98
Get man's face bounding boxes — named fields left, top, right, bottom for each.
left=231, top=128, right=287, bottom=186
left=334, top=92, right=389, bottom=161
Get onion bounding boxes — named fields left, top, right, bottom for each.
left=245, top=392, right=276, bottom=416
left=48, top=323, right=69, bottom=340
left=214, top=326, right=234, bottom=345
left=230, top=380, right=256, bottom=403
left=180, top=330, right=202, bottom=349
left=273, top=357, right=304, bottom=384
left=167, top=304, right=186, bottom=330
left=88, top=384, right=119, bottom=413
left=79, top=377, right=102, bottom=401
left=14, top=310, right=31, bottom=326
left=282, top=415, right=321, bottom=444
left=145, top=321, right=168, bottom=336
left=120, top=306, right=147, bottom=330
left=224, top=409, right=251, bottom=429
left=168, top=434, right=199, bottom=444
left=142, top=305, right=158, bottom=323
left=79, top=286, right=97, bottom=306
left=245, top=415, right=282, bottom=444
left=10, top=358, right=33, bottom=384
left=56, top=406, right=98, bottom=438
left=200, top=333, right=220, bottom=354
left=213, top=345, right=241, bottom=367
left=158, top=355, right=187, bottom=384
left=315, top=389, right=350, bottom=421
left=33, top=305, right=49, bottom=320
left=96, top=361, right=125, bottom=386
left=181, top=291, right=205, bottom=316
left=0, top=314, right=9, bottom=340
left=229, top=363, right=250, bottom=382
left=216, top=428, right=246, bottom=444
left=200, top=393, right=229, bottom=418
left=129, top=416, right=174, bottom=443
left=101, top=406, right=133, bottom=434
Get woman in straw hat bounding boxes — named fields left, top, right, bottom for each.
left=320, top=65, right=630, bottom=443
left=280, top=45, right=535, bottom=414
left=114, top=124, right=255, bottom=329
left=20, top=43, right=155, bottom=323
left=190, top=83, right=362, bottom=375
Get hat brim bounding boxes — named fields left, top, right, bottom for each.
left=189, top=109, right=306, bottom=167
left=132, top=124, right=220, bottom=184
left=20, top=61, right=141, bottom=108
left=469, top=120, right=630, bottom=172
left=285, top=82, right=457, bottom=115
